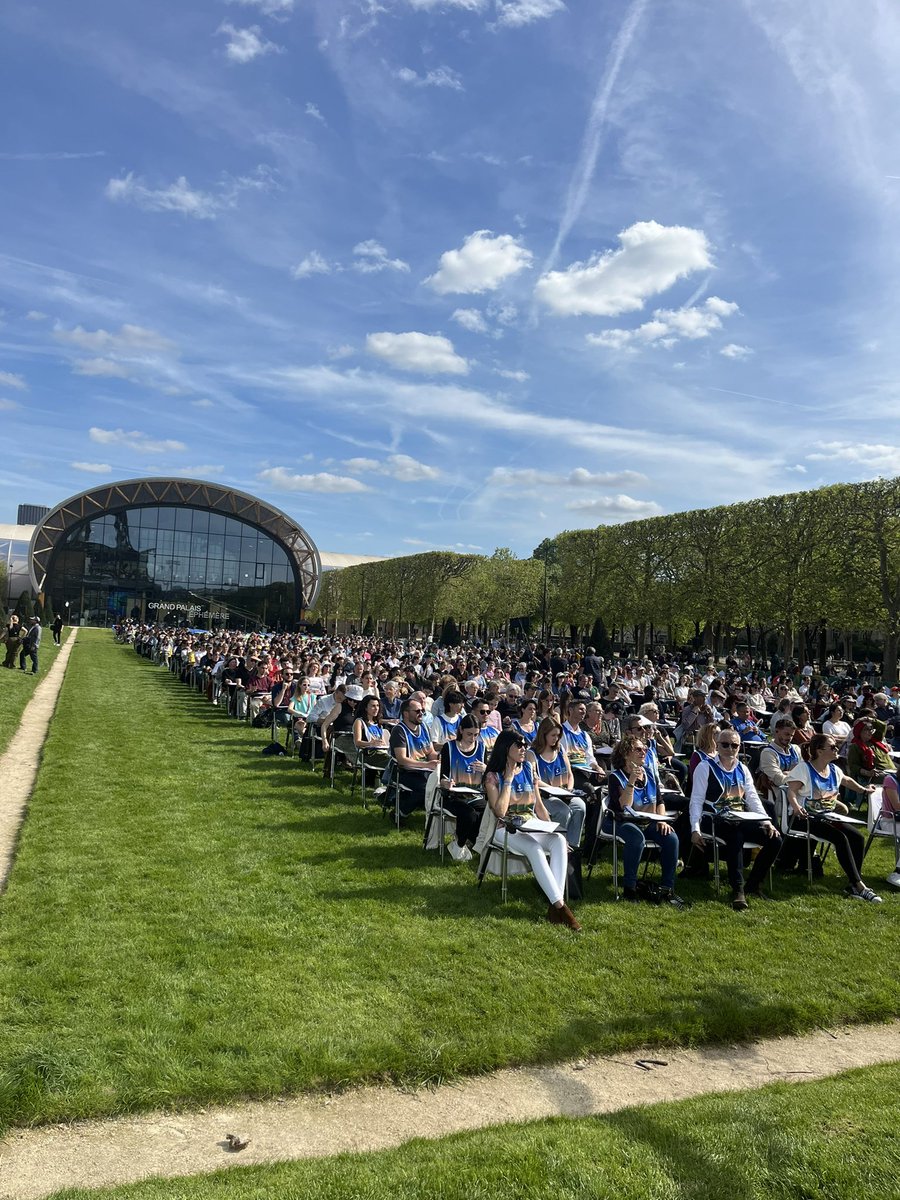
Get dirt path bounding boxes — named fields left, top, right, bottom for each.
left=0, top=629, right=77, bottom=891
left=2, top=1020, right=897, bottom=1199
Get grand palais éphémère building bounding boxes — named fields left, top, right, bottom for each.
left=0, top=478, right=381, bottom=630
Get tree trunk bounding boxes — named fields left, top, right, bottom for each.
left=884, top=631, right=899, bottom=686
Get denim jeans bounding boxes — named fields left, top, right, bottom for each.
left=602, top=813, right=679, bottom=890
left=544, top=795, right=587, bottom=849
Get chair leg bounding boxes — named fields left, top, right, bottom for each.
left=712, top=834, right=720, bottom=898
left=612, top=836, right=619, bottom=900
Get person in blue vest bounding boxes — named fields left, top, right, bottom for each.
left=689, top=727, right=782, bottom=911
left=438, top=714, right=486, bottom=860
left=786, top=733, right=881, bottom=903
left=389, top=695, right=439, bottom=817
left=603, top=732, right=685, bottom=908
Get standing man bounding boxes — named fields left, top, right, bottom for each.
left=52, top=612, right=64, bottom=647
left=19, top=616, right=42, bottom=675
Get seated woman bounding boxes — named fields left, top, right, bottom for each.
left=535, top=688, right=558, bottom=724
left=432, top=689, right=466, bottom=748
left=289, top=675, right=315, bottom=744
left=790, top=704, right=816, bottom=750
left=527, top=717, right=587, bottom=852
left=603, top=733, right=685, bottom=907
left=822, top=702, right=852, bottom=748
left=352, top=694, right=391, bottom=757
left=786, top=733, right=881, bottom=903
left=688, top=721, right=719, bottom=787
left=847, top=719, right=894, bottom=785
left=510, top=697, right=539, bottom=746
left=481, top=730, right=580, bottom=930
left=438, top=714, right=487, bottom=861
left=638, top=701, right=687, bottom=787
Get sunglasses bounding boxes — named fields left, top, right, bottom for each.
left=719, top=740, right=740, bottom=749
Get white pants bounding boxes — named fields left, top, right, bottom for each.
left=491, top=829, right=568, bottom=905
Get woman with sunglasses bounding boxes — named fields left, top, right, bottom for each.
left=605, top=732, right=685, bottom=907
left=786, top=733, right=881, bottom=902
left=352, top=694, right=391, bottom=753
left=689, top=727, right=783, bottom=910
left=480, top=730, right=580, bottom=929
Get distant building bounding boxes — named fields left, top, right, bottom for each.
left=3, top=478, right=382, bottom=629
left=16, top=504, right=50, bottom=526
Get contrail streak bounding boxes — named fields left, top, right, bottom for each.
left=547, top=0, right=650, bottom=268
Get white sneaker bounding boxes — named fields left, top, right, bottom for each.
left=886, top=870, right=900, bottom=889
left=847, top=886, right=883, bottom=904
left=447, top=842, right=472, bottom=862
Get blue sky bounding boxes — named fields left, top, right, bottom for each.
left=1, top=0, right=899, bottom=558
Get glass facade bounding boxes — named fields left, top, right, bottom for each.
left=46, top=505, right=300, bottom=629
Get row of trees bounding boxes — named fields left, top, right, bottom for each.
left=310, top=478, right=900, bottom=679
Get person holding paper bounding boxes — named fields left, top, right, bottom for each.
left=690, top=728, right=782, bottom=910
left=483, top=731, right=580, bottom=930
left=438, top=714, right=487, bottom=860
left=603, top=733, right=685, bottom=908
left=786, top=734, right=882, bottom=903
left=528, top=718, right=587, bottom=851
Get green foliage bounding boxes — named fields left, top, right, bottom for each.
left=43, top=595, right=56, bottom=627
left=322, top=478, right=900, bottom=663
left=15, top=590, right=34, bottom=620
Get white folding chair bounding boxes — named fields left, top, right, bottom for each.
left=474, top=806, right=564, bottom=904
left=862, top=788, right=898, bottom=864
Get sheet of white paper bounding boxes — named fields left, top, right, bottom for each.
left=518, top=818, right=561, bottom=833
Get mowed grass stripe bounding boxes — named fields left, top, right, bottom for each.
left=0, top=629, right=898, bottom=1131
left=45, top=1064, right=900, bottom=1200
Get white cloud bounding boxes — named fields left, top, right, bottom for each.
left=395, top=65, right=464, bottom=91
left=89, top=427, right=187, bottom=454
left=352, top=240, right=410, bottom=274
left=489, top=466, right=648, bottom=488
left=226, top=0, right=294, bottom=13
left=71, top=461, right=112, bottom=473
left=105, top=173, right=221, bottom=219
left=54, top=323, right=175, bottom=354
left=487, top=300, right=518, bottom=325
left=366, top=331, right=469, bottom=375
left=426, top=230, right=533, bottom=294
left=72, top=357, right=131, bottom=378
left=217, top=23, right=283, bottom=64
left=0, top=370, right=27, bottom=391
left=327, top=344, right=355, bottom=360
left=451, top=308, right=489, bottom=333
left=305, top=102, right=326, bottom=122
left=26, top=310, right=47, bottom=320
left=342, top=454, right=440, bottom=482
left=495, top=0, right=566, bottom=28
left=564, top=494, right=664, bottom=519
left=267, top=364, right=775, bottom=485
left=259, top=467, right=370, bottom=493
left=721, top=343, right=753, bottom=359
left=806, top=442, right=900, bottom=473
left=0, top=398, right=19, bottom=411
left=167, top=465, right=225, bottom=478
left=586, top=297, right=739, bottom=350
left=190, top=398, right=215, bottom=408
left=494, top=368, right=530, bottom=382
left=535, top=220, right=712, bottom=316
left=292, top=251, right=333, bottom=279
left=405, top=0, right=485, bottom=9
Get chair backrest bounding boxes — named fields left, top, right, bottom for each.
left=867, top=787, right=885, bottom=833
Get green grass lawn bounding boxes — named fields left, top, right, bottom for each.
left=0, top=629, right=898, bottom=1133
left=47, top=1063, right=900, bottom=1200
left=0, top=628, right=68, bottom=755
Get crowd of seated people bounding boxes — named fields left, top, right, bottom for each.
left=120, top=623, right=900, bottom=922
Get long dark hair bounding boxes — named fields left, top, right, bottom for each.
left=485, top=730, right=526, bottom=778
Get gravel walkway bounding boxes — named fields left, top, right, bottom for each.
left=0, top=629, right=77, bottom=891
left=2, top=1020, right=897, bottom=1199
